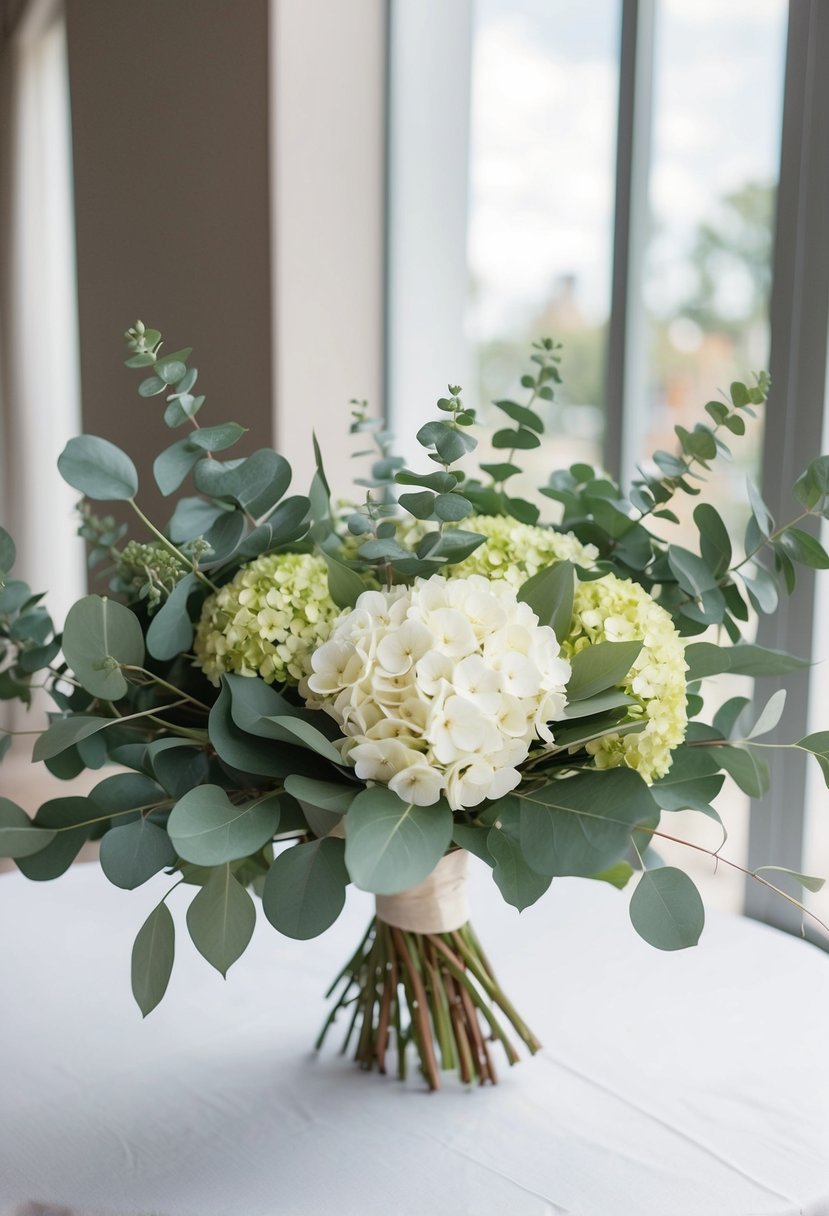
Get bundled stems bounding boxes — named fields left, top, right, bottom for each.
left=318, top=918, right=540, bottom=1091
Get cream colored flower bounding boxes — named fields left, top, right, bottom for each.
left=303, top=574, right=572, bottom=811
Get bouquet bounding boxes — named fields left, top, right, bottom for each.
left=1, top=324, right=828, bottom=1091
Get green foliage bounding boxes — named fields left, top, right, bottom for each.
left=186, top=865, right=256, bottom=976
left=344, top=786, right=453, bottom=895
left=58, top=435, right=139, bottom=501
left=517, top=560, right=574, bottom=637
left=99, top=819, right=176, bottom=890
left=131, top=901, right=175, bottom=1017
left=0, top=797, right=56, bottom=858
left=167, top=785, right=280, bottom=867
left=487, top=799, right=551, bottom=911
left=518, top=769, right=658, bottom=878
left=629, top=867, right=705, bottom=951
left=262, top=838, right=349, bottom=939
left=61, top=595, right=144, bottom=700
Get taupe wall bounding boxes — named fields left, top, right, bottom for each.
left=65, top=0, right=273, bottom=526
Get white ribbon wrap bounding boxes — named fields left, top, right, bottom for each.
left=375, top=850, right=469, bottom=934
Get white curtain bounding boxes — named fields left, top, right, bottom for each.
left=0, top=0, right=83, bottom=627
left=0, top=0, right=83, bottom=756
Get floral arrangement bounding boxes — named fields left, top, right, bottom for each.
left=1, top=325, right=828, bottom=1091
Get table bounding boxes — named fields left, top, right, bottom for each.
left=1, top=860, right=828, bottom=1216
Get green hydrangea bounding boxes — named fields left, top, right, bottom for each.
left=565, top=573, right=688, bottom=782
left=194, top=552, right=341, bottom=686
left=399, top=513, right=599, bottom=583
left=424, top=514, right=686, bottom=782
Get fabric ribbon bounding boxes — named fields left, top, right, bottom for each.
left=375, top=850, right=469, bottom=934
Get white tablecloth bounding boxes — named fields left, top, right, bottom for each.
left=1, top=860, right=828, bottom=1216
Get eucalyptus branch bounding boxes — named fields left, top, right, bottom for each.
left=128, top=499, right=219, bottom=594
left=643, top=822, right=829, bottom=938
left=48, top=800, right=175, bottom=834
left=120, top=665, right=211, bottom=713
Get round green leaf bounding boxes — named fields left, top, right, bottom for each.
left=344, top=786, right=453, bottom=895
left=61, top=595, right=145, bottom=700
left=100, top=819, right=176, bottom=890
left=32, top=715, right=113, bottom=763
left=16, top=796, right=96, bottom=880
left=519, top=769, right=657, bottom=878
left=153, top=440, right=201, bottom=496
left=0, top=797, right=56, bottom=859
left=323, top=553, right=368, bottom=610
left=91, top=772, right=166, bottom=814
left=629, top=866, right=704, bottom=951
left=167, top=784, right=280, bottom=866
left=131, top=901, right=175, bottom=1017
left=58, top=435, right=138, bottom=501
left=0, top=526, right=16, bottom=575
left=188, top=423, right=247, bottom=452
left=193, top=449, right=291, bottom=517
left=138, top=375, right=168, bottom=397
left=263, top=837, right=349, bottom=940
left=146, top=573, right=197, bottom=661
left=186, top=865, right=256, bottom=976
left=156, top=360, right=187, bottom=385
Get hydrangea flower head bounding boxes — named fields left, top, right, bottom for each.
left=301, top=575, right=571, bottom=811
left=566, top=573, right=688, bottom=782
left=194, top=552, right=341, bottom=686
left=423, top=513, right=599, bottom=586
left=429, top=514, right=686, bottom=782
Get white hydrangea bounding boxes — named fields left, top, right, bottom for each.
left=300, top=575, right=571, bottom=811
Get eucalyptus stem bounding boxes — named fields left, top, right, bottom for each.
left=128, top=499, right=219, bottom=593
left=121, top=665, right=211, bottom=713
left=318, top=915, right=539, bottom=1091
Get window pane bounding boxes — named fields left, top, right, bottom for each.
left=639, top=0, right=787, bottom=911
left=643, top=0, right=787, bottom=535
left=467, top=0, right=621, bottom=478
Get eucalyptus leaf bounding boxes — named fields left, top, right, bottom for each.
left=167, top=497, right=228, bottom=543
left=344, top=786, right=453, bottom=895
left=702, top=744, right=770, bottom=797
left=150, top=742, right=210, bottom=800
left=58, top=435, right=139, bottom=501
left=263, top=716, right=343, bottom=766
left=153, top=439, right=202, bottom=496
left=186, top=864, right=256, bottom=976
left=323, top=553, right=367, bottom=610
left=566, top=640, right=642, bottom=701
left=100, top=819, right=176, bottom=889
left=684, top=641, right=808, bottom=681
left=167, top=785, right=280, bottom=866
left=517, top=560, right=574, bottom=638
left=629, top=867, right=704, bottom=951
left=488, top=806, right=551, bottom=911
left=146, top=573, right=197, bottom=661
left=194, top=449, right=291, bottom=518
left=187, top=423, right=247, bottom=452
left=0, top=797, right=56, bottom=858
left=796, top=732, right=829, bottom=787
left=744, top=689, right=787, bottom=740
left=282, top=775, right=356, bottom=814
left=518, top=769, right=657, bottom=878
left=752, top=865, right=825, bottom=893
left=209, top=681, right=317, bottom=779
left=262, top=837, right=349, bottom=939
left=131, top=901, right=175, bottom=1017
left=32, top=715, right=114, bottom=763
left=0, top=526, right=15, bottom=575
left=61, top=595, right=144, bottom=700
left=91, top=772, right=166, bottom=815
